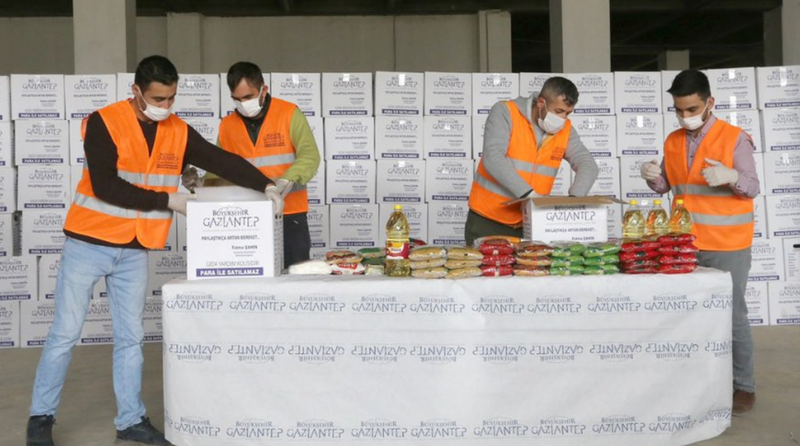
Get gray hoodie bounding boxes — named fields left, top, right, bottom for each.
left=481, top=95, right=599, bottom=198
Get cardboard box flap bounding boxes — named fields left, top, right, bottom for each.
left=503, top=195, right=624, bottom=207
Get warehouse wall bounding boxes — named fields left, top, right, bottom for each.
left=0, top=18, right=75, bottom=75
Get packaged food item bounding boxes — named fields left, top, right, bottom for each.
left=477, top=239, right=515, bottom=256
left=658, top=244, right=699, bottom=255
left=326, top=250, right=363, bottom=264
left=658, top=254, right=698, bottom=265
left=410, top=258, right=447, bottom=270
left=515, top=256, right=552, bottom=267
left=516, top=241, right=554, bottom=257
left=481, top=254, right=515, bottom=266
left=288, top=260, right=333, bottom=275
left=358, top=247, right=385, bottom=259
left=594, top=264, right=620, bottom=274
left=480, top=265, right=514, bottom=277
left=620, top=259, right=659, bottom=269
left=583, top=255, right=620, bottom=266
left=620, top=240, right=660, bottom=253
left=362, top=257, right=386, bottom=266
left=408, top=246, right=447, bottom=261
left=364, top=265, right=385, bottom=275
left=622, top=266, right=657, bottom=274
left=474, top=235, right=521, bottom=247
left=551, top=242, right=587, bottom=257
left=619, top=250, right=660, bottom=262
left=583, top=266, right=606, bottom=275
left=411, top=267, right=448, bottom=279
left=446, top=267, right=483, bottom=279
left=447, top=246, right=484, bottom=260
left=550, top=256, right=585, bottom=268
left=331, top=262, right=366, bottom=275
left=513, top=265, right=550, bottom=276
left=445, top=259, right=483, bottom=269
left=657, top=263, right=698, bottom=274
left=583, top=242, right=621, bottom=257
left=549, top=267, right=575, bottom=276
left=657, top=233, right=697, bottom=246
left=410, top=238, right=427, bottom=248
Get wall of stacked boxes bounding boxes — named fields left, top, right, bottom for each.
left=0, top=66, right=799, bottom=349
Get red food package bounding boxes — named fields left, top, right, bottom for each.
left=619, top=250, right=660, bottom=262
left=621, top=240, right=660, bottom=252
left=481, top=265, right=514, bottom=277
left=659, top=254, right=698, bottom=265
left=621, top=259, right=659, bottom=269
left=657, top=233, right=697, bottom=246
left=622, top=266, right=657, bottom=274
left=657, top=263, right=698, bottom=274
left=477, top=240, right=515, bottom=256
left=658, top=244, right=699, bottom=255
left=481, top=254, right=516, bottom=266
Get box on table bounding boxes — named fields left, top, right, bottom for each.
left=37, top=254, right=60, bottom=300
left=307, top=205, right=330, bottom=253
left=374, top=71, right=423, bottom=116
left=17, top=165, right=71, bottom=210
left=0, top=301, right=19, bottom=348
left=173, top=74, right=220, bottom=119
left=307, top=161, right=325, bottom=205
left=21, top=210, right=66, bottom=255
left=10, top=74, right=65, bottom=120
left=620, top=156, right=664, bottom=201
left=307, top=116, right=324, bottom=156
left=614, top=71, right=663, bottom=114
left=379, top=203, right=428, bottom=246
left=472, top=73, right=519, bottom=116
left=64, top=74, right=116, bottom=120
left=719, top=110, right=763, bottom=152
left=0, top=256, right=37, bottom=301
left=326, top=159, right=375, bottom=204
left=766, top=195, right=800, bottom=238
left=768, top=281, right=800, bottom=325
left=0, top=213, right=15, bottom=257
left=219, top=72, right=269, bottom=117
left=565, top=72, right=614, bottom=115
left=0, top=121, right=12, bottom=167
left=329, top=204, right=379, bottom=249
left=425, top=159, right=473, bottom=202
left=423, top=115, right=471, bottom=159
left=749, top=239, right=784, bottom=282
left=756, top=65, right=800, bottom=109
left=14, top=120, right=69, bottom=165
left=764, top=152, right=800, bottom=195
left=744, top=282, right=769, bottom=326
left=324, top=117, right=374, bottom=160
left=271, top=73, right=321, bottom=117
left=376, top=159, right=425, bottom=204
left=424, top=72, right=471, bottom=116
left=0, top=76, right=9, bottom=121
left=375, top=115, right=423, bottom=160
left=752, top=196, right=766, bottom=240
left=147, top=251, right=186, bottom=297
left=783, top=237, right=800, bottom=282
left=519, top=72, right=562, bottom=98
left=512, top=195, right=621, bottom=243
left=617, top=114, right=664, bottom=157
left=79, top=299, right=113, bottom=345
left=184, top=118, right=220, bottom=145
left=706, top=67, right=757, bottom=111
left=116, top=73, right=135, bottom=101
left=427, top=201, right=468, bottom=246
left=661, top=70, right=680, bottom=113
left=472, top=114, right=488, bottom=159
left=0, top=167, right=16, bottom=212
left=570, top=115, right=617, bottom=158
left=761, top=108, right=800, bottom=152
left=322, top=72, right=373, bottom=117
left=19, top=298, right=55, bottom=348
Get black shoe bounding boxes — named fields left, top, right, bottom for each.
left=26, top=415, right=56, bottom=446
left=116, top=417, right=173, bottom=445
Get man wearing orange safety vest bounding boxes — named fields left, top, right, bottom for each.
left=201, top=61, right=320, bottom=268
left=467, top=76, right=599, bottom=245
left=26, top=56, right=282, bottom=446
left=641, top=69, right=759, bottom=414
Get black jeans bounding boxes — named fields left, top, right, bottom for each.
left=283, top=212, right=311, bottom=268
left=464, top=210, right=523, bottom=246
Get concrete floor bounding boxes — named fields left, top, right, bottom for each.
left=0, top=326, right=798, bottom=446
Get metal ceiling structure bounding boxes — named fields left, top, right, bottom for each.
left=0, top=0, right=784, bottom=71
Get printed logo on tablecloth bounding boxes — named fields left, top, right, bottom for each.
left=527, top=295, right=581, bottom=314
left=165, top=291, right=223, bottom=312
left=648, top=413, right=696, bottom=434
left=704, top=340, right=733, bottom=358
left=226, top=419, right=284, bottom=439
left=473, top=418, right=529, bottom=437
left=351, top=344, right=408, bottom=364
left=352, top=294, right=407, bottom=313
left=411, top=419, right=467, bottom=439
left=645, top=293, right=698, bottom=312
left=229, top=292, right=286, bottom=312
left=351, top=419, right=408, bottom=439
left=645, top=341, right=700, bottom=361
left=590, top=343, right=642, bottom=362
left=698, top=408, right=731, bottom=424
left=702, top=292, right=733, bottom=310
left=410, top=344, right=466, bottom=364
left=592, top=415, right=646, bottom=435
left=227, top=343, right=286, bottom=364
left=287, top=419, right=345, bottom=440
left=166, top=342, right=222, bottom=363
left=587, top=294, right=641, bottom=313
left=529, top=417, right=587, bottom=437
left=288, top=344, right=345, bottom=364
left=410, top=296, right=465, bottom=314
left=166, top=414, right=221, bottom=438
left=289, top=294, right=346, bottom=312
left=529, top=343, right=584, bottom=364
left=471, top=296, right=525, bottom=314
left=472, top=345, right=528, bottom=364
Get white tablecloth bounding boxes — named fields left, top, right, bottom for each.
left=162, top=268, right=733, bottom=446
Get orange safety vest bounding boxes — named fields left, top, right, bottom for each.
left=469, top=101, right=571, bottom=225
left=64, top=100, right=187, bottom=249
left=664, top=119, right=754, bottom=251
left=218, top=97, right=308, bottom=215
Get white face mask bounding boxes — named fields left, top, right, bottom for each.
left=135, top=88, right=172, bottom=122
left=537, top=100, right=567, bottom=134
left=677, top=103, right=709, bottom=131
left=234, top=87, right=265, bottom=118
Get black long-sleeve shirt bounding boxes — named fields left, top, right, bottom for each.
left=66, top=110, right=273, bottom=249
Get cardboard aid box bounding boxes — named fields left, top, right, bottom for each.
left=472, top=73, right=519, bottom=116
left=783, top=237, right=800, bottom=282
left=566, top=73, right=614, bottom=115
left=271, top=73, right=321, bottom=117
left=376, top=159, right=425, bottom=203
left=374, top=71, right=423, bottom=116
left=17, top=165, right=71, bottom=210
left=307, top=205, right=330, bottom=253
left=0, top=75, right=9, bottom=121
left=116, top=73, right=135, bottom=101
left=143, top=296, right=163, bottom=342
left=550, top=161, right=573, bottom=196
left=425, top=159, right=473, bottom=202
left=322, top=72, right=373, bottom=117
left=0, top=121, right=12, bottom=167
left=68, top=119, right=85, bottom=164
left=617, top=114, right=664, bottom=157
left=620, top=156, right=664, bottom=201
left=519, top=72, right=562, bottom=98
left=514, top=196, right=622, bottom=243
left=766, top=195, right=800, bottom=238
left=14, top=120, right=69, bottom=165
left=0, top=301, right=20, bottom=348
left=64, top=74, right=116, bottom=119
left=80, top=298, right=113, bottom=345
left=38, top=254, right=60, bottom=300
left=324, top=117, right=374, bottom=160
left=752, top=196, right=767, bottom=240
left=744, top=282, right=769, bottom=326
left=22, top=210, right=67, bottom=255
left=588, top=157, right=621, bottom=198
left=706, top=67, right=757, bottom=110
left=423, top=115, right=471, bottom=159
left=472, top=114, right=488, bottom=159
left=379, top=203, right=427, bottom=246
left=0, top=213, right=14, bottom=257
left=184, top=118, right=220, bottom=145
left=427, top=201, right=468, bottom=246
left=0, top=167, right=16, bottom=213
left=661, top=70, right=680, bottom=113
left=756, top=65, right=800, bottom=109
left=764, top=152, right=800, bottom=195
left=187, top=188, right=283, bottom=279
left=761, top=108, right=800, bottom=152
left=614, top=71, right=663, bottom=114
left=424, top=72, right=471, bottom=116
left=748, top=239, right=784, bottom=282
left=147, top=251, right=187, bottom=297
left=10, top=74, right=65, bottom=120
left=307, top=161, right=325, bottom=205
left=570, top=115, right=617, bottom=158
left=173, top=74, right=220, bottom=119
left=768, top=282, right=800, bottom=325
left=306, top=116, right=324, bottom=157
left=719, top=110, right=763, bottom=152
left=326, top=159, right=376, bottom=204
left=329, top=204, right=379, bottom=249
left=0, top=256, right=37, bottom=301
left=375, top=116, right=423, bottom=160
left=20, top=298, right=55, bottom=348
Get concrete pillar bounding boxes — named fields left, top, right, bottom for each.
left=73, top=0, right=137, bottom=74
left=478, top=10, right=512, bottom=72
left=764, top=7, right=782, bottom=66
left=167, top=13, right=203, bottom=72
left=783, top=0, right=800, bottom=65
left=549, top=0, right=610, bottom=72
left=657, top=50, right=690, bottom=71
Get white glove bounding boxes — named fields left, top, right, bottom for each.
left=167, top=192, right=196, bottom=216
left=640, top=159, right=662, bottom=181
left=181, top=166, right=203, bottom=191
left=264, top=185, right=284, bottom=216
left=702, top=158, right=739, bottom=187
left=276, top=178, right=295, bottom=198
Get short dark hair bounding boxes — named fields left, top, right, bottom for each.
left=539, top=76, right=579, bottom=106
left=134, top=55, right=179, bottom=91
left=667, top=69, right=711, bottom=101
left=227, top=62, right=265, bottom=92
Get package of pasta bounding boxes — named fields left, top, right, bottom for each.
left=513, top=265, right=550, bottom=277
left=619, top=250, right=660, bottom=262
left=362, top=257, right=386, bottom=266
left=583, top=264, right=620, bottom=274
left=410, top=258, right=447, bottom=270
left=408, top=246, right=447, bottom=261
left=620, top=240, right=660, bottom=253
left=331, top=262, right=365, bottom=275
left=622, top=266, right=657, bottom=274
left=474, top=235, right=521, bottom=247
left=657, top=263, right=698, bottom=274
left=445, top=259, right=483, bottom=269
left=658, top=254, right=698, bottom=265
left=657, top=233, right=697, bottom=246
left=480, top=265, right=514, bottom=277
left=516, top=241, right=554, bottom=258
left=549, top=266, right=575, bottom=276
left=551, top=242, right=587, bottom=257
left=411, top=267, right=447, bottom=279
left=481, top=254, right=516, bottom=266
left=515, top=256, right=552, bottom=267
left=550, top=256, right=586, bottom=268
left=658, top=244, right=699, bottom=255
left=476, top=238, right=515, bottom=256
left=446, top=267, right=483, bottom=280
left=620, top=259, right=659, bottom=269
left=583, top=242, right=622, bottom=257
left=326, top=250, right=363, bottom=265
left=358, top=247, right=385, bottom=259
left=447, top=246, right=484, bottom=260
left=584, top=255, right=620, bottom=266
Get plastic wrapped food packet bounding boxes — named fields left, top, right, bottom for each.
left=358, top=247, right=385, bottom=259
left=621, top=259, right=659, bottom=269
left=409, top=258, right=447, bottom=270
left=362, top=257, right=386, bottom=266
left=408, top=246, right=447, bottom=261
left=657, top=263, right=698, bottom=274
left=477, top=240, right=515, bottom=256
left=480, top=265, right=514, bottom=277
left=481, top=254, right=516, bottom=266
left=583, top=242, right=621, bottom=257
left=622, top=266, right=657, bottom=274
left=326, top=250, right=363, bottom=264
left=288, top=260, right=333, bottom=275
left=516, top=241, right=554, bottom=258
left=619, top=250, right=660, bottom=262
left=513, top=265, right=550, bottom=276
left=445, top=259, right=483, bottom=269
left=657, top=233, right=697, bottom=246
left=364, top=264, right=385, bottom=275
left=620, top=240, right=660, bottom=253
left=658, top=244, right=699, bottom=255
left=552, top=242, right=587, bottom=257
left=583, top=255, right=620, bottom=266
left=411, top=267, right=447, bottom=279
left=331, top=262, right=366, bottom=275
left=447, top=246, right=484, bottom=260
left=473, top=235, right=521, bottom=247
left=446, top=267, right=483, bottom=279
left=658, top=254, right=698, bottom=265
left=515, top=256, right=552, bottom=267
left=550, top=256, right=585, bottom=268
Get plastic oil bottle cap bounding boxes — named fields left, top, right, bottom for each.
left=676, top=199, right=684, bottom=205
left=394, top=204, right=403, bottom=211
left=654, top=199, right=662, bottom=205
left=630, top=200, right=638, bottom=205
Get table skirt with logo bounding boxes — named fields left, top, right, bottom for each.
left=161, top=268, right=733, bottom=446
